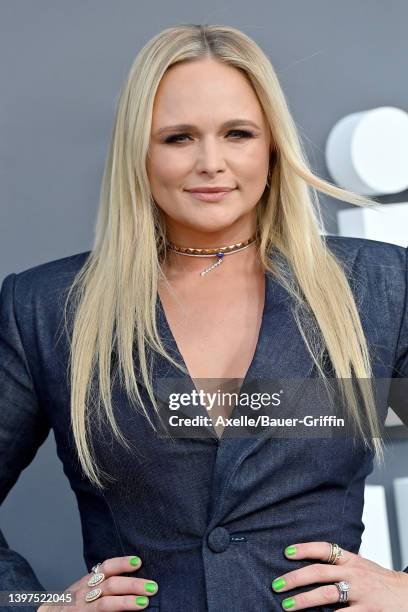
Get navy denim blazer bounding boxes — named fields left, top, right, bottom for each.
left=0, top=236, right=407, bottom=612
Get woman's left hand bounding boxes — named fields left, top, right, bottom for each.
left=271, top=541, right=408, bottom=610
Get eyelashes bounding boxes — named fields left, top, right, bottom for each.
left=164, top=129, right=255, bottom=144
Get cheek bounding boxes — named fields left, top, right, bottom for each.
left=235, top=144, right=269, bottom=180
left=238, top=164, right=268, bottom=188
left=148, top=150, right=190, bottom=187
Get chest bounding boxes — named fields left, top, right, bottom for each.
left=157, top=274, right=265, bottom=381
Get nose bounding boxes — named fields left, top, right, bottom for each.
left=195, top=136, right=226, bottom=176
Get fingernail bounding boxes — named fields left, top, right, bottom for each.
left=282, top=597, right=296, bottom=609
left=272, top=577, right=286, bottom=591
left=145, top=581, right=158, bottom=594
left=129, top=556, right=141, bottom=567
left=135, top=596, right=149, bottom=605
left=285, top=545, right=297, bottom=556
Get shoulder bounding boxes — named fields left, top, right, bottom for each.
left=9, top=250, right=90, bottom=297
left=324, top=235, right=407, bottom=276
left=324, top=237, right=407, bottom=335
left=1, top=251, right=91, bottom=323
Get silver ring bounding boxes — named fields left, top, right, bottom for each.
left=334, top=580, right=350, bottom=603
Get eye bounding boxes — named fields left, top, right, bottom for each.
left=227, top=129, right=254, bottom=139
left=164, top=129, right=254, bottom=144
left=164, top=133, right=191, bottom=144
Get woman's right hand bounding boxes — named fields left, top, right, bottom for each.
left=37, top=555, right=158, bottom=611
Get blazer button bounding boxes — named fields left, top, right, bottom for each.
left=207, top=527, right=230, bottom=553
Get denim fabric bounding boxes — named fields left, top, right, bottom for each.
left=0, top=236, right=407, bottom=612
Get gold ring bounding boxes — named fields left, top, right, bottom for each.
left=85, top=587, right=103, bottom=603
left=87, top=572, right=105, bottom=587
left=327, top=542, right=343, bottom=564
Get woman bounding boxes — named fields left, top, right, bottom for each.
left=1, top=23, right=407, bottom=612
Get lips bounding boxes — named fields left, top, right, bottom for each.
left=185, top=189, right=235, bottom=202
left=185, top=187, right=235, bottom=193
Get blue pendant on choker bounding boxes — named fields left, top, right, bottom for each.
left=200, top=252, right=224, bottom=276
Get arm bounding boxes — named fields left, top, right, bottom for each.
left=0, top=273, right=51, bottom=607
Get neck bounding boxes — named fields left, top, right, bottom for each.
left=161, top=239, right=262, bottom=282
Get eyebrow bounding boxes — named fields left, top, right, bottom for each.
left=155, top=119, right=262, bottom=135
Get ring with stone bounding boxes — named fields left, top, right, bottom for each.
left=84, top=587, right=103, bottom=603
left=334, top=580, right=350, bottom=603
left=87, top=571, right=105, bottom=587
left=88, top=561, right=105, bottom=587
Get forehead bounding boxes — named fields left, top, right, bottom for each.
left=151, top=59, right=265, bottom=125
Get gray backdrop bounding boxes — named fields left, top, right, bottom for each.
left=1, top=0, right=407, bottom=591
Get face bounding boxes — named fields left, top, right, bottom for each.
left=146, top=57, right=272, bottom=246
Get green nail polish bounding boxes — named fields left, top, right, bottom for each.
left=272, top=577, right=286, bottom=591
left=285, top=545, right=297, bottom=556
left=145, top=581, right=158, bottom=594
left=130, top=556, right=141, bottom=566
left=282, top=597, right=296, bottom=610
left=135, top=596, right=149, bottom=605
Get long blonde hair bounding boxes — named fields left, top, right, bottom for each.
left=62, top=24, right=386, bottom=489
